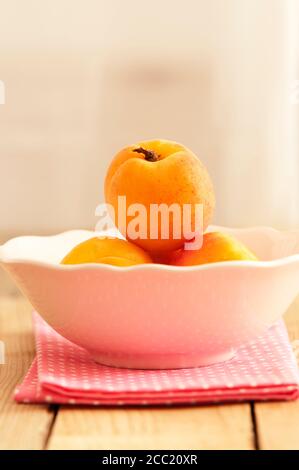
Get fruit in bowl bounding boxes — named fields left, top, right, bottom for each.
left=1, top=139, right=298, bottom=369
left=1, top=226, right=299, bottom=369
left=105, top=139, right=215, bottom=253
left=162, top=232, right=258, bottom=266
left=63, top=231, right=258, bottom=267
left=61, top=237, right=152, bottom=267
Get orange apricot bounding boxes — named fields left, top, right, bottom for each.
left=104, top=139, right=215, bottom=253
left=167, top=232, right=258, bottom=266
left=61, top=237, right=153, bottom=267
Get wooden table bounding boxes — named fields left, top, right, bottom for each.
left=1, top=267, right=299, bottom=450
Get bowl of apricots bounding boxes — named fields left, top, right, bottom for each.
left=1, top=139, right=299, bottom=369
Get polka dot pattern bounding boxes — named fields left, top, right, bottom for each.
left=14, top=313, right=299, bottom=406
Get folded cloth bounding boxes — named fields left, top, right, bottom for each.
left=15, top=312, right=299, bottom=405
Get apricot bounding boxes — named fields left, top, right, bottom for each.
left=166, top=232, right=258, bottom=266
left=104, top=139, right=215, bottom=253
left=61, top=237, right=153, bottom=267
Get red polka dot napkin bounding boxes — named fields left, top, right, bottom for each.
left=15, top=312, right=299, bottom=405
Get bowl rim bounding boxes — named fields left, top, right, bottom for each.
left=1, top=226, right=299, bottom=272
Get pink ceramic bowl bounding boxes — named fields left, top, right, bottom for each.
left=1, top=226, right=299, bottom=369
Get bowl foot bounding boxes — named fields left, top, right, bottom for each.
left=89, top=350, right=235, bottom=369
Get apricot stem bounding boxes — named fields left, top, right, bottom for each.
left=133, top=147, right=159, bottom=162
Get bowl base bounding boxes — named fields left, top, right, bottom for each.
left=89, top=349, right=235, bottom=369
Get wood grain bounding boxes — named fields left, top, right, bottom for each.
left=254, top=296, right=299, bottom=450
left=0, top=235, right=22, bottom=297
left=0, top=265, right=21, bottom=298
left=0, top=297, right=55, bottom=450
left=48, top=404, right=254, bottom=450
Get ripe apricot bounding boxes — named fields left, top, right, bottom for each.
left=104, top=139, right=215, bottom=253
left=167, top=232, right=258, bottom=266
left=61, top=237, right=153, bottom=267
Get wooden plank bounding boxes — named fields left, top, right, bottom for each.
left=0, top=269, right=21, bottom=297
left=0, top=235, right=22, bottom=297
left=0, top=296, right=56, bottom=450
left=254, top=295, right=299, bottom=450
left=48, top=403, right=254, bottom=450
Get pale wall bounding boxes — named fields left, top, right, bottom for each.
left=0, top=0, right=298, bottom=234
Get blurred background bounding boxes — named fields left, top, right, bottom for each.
left=0, top=0, right=299, bottom=239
